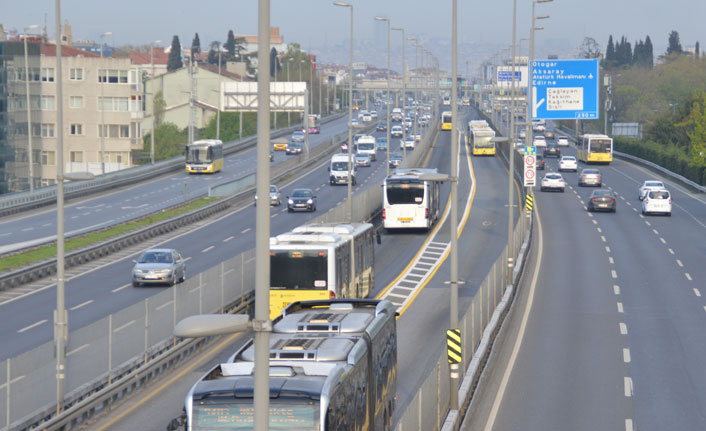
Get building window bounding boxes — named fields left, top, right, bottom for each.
left=130, top=94, right=143, bottom=112
left=70, top=151, right=83, bottom=163
left=70, top=124, right=83, bottom=136
left=42, top=151, right=56, bottom=166
left=98, top=69, right=129, bottom=84
left=69, top=96, right=84, bottom=109
left=41, top=95, right=56, bottom=111
left=41, top=124, right=55, bottom=138
left=119, top=125, right=130, bottom=138
left=41, top=68, right=55, bottom=82
left=31, top=123, right=41, bottom=137
left=98, top=96, right=129, bottom=112
left=131, top=122, right=142, bottom=139
left=69, top=68, right=84, bottom=81
left=41, top=178, right=57, bottom=186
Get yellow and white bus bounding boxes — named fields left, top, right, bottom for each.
left=185, top=139, right=224, bottom=174
left=441, top=111, right=453, bottom=130
left=383, top=168, right=441, bottom=231
left=470, top=127, right=496, bottom=156
left=577, top=134, right=613, bottom=164
left=269, top=223, right=377, bottom=319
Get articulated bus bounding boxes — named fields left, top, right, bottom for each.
left=185, top=139, right=224, bottom=174
left=383, top=168, right=441, bottom=231
left=269, top=223, right=377, bottom=319
left=174, top=299, right=398, bottom=431
left=441, top=111, right=453, bottom=130
left=577, top=134, right=613, bottom=164
left=470, top=126, right=496, bottom=156
left=303, top=114, right=321, bottom=134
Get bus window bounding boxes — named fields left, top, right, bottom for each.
left=270, top=250, right=328, bottom=290
left=386, top=181, right=425, bottom=205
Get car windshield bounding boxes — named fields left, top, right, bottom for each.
left=546, top=174, right=562, bottom=180
left=583, top=170, right=600, bottom=175
left=593, top=190, right=612, bottom=197
left=562, top=157, right=575, bottom=161
left=390, top=153, right=402, bottom=160
left=649, top=191, right=669, bottom=199
left=376, top=138, right=387, bottom=143
left=291, top=190, right=312, bottom=198
left=138, top=251, right=173, bottom=264
left=269, top=185, right=277, bottom=193
left=645, top=182, right=663, bottom=188
left=332, top=162, right=349, bottom=171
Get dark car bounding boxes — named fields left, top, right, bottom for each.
left=587, top=189, right=617, bottom=212
left=286, top=142, right=303, bottom=155
left=536, top=154, right=546, bottom=170
left=543, top=143, right=560, bottom=157
left=287, top=188, right=317, bottom=212
left=388, top=151, right=403, bottom=168
left=376, top=121, right=387, bottom=131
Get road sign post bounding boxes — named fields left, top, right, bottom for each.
left=524, top=154, right=536, bottom=187
left=532, top=59, right=599, bottom=120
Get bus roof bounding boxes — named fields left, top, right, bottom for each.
left=189, top=139, right=222, bottom=147
left=387, top=167, right=438, bottom=181
left=292, top=222, right=372, bottom=238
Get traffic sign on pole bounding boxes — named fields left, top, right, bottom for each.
left=524, top=154, right=536, bottom=187
left=532, top=59, right=599, bottom=120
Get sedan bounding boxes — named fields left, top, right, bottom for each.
left=403, top=136, right=416, bottom=149
left=578, top=168, right=602, bottom=187
left=540, top=173, right=565, bottom=192
left=587, top=189, right=617, bottom=212
left=254, top=184, right=281, bottom=206
left=543, top=143, right=560, bottom=158
left=286, top=142, right=303, bottom=155
left=391, top=125, right=404, bottom=138
left=376, top=137, right=388, bottom=151
left=536, top=154, right=546, bottom=170
left=533, top=136, right=547, bottom=148
left=287, top=188, right=317, bottom=212
left=557, top=136, right=569, bottom=147
left=559, top=156, right=578, bottom=172
left=638, top=180, right=665, bottom=200
left=388, top=151, right=403, bottom=168
left=132, top=249, right=186, bottom=287
left=355, top=153, right=372, bottom=167
left=290, top=131, right=305, bottom=142
left=376, top=121, right=387, bottom=132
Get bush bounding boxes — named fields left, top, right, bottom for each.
left=614, top=136, right=706, bottom=185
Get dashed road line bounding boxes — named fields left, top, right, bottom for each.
left=624, top=377, right=633, bottom=397
left=694, top=288, right=701, bottom=297
left=609, top=257, right=614, bottom=264
left=601, top=235, right=607, bottom=242
left=202, top=245, right=215, bottom=253
left=652, top=229, right=659, bottom=235
left=685, top=273, right=692, bottom=281
left=241, top=228, right=251, bottom=234
left=660, top=237, right=666, bottom=244
left=620, top=322, right=628, bottom=335
left=668, top=248, right=675, bottom=254
left=626, top=419, right=634, bottom=431
left=606, top=246, right=611, bottom=253
left=18, top=319, right=48, bottom=333
left=613, top=285, right=620, bottom=295
left=617, top=302, right=624, bottom=313
left=70, top=300, right=93, bottom=311
left=611, top=270, right=618, bottom=279
left=623, top=348, right=631, bottom=363
left=112, top=284, right=130, bottom=293
left=676, top=259, right=683, bottom=267
left=223, top=236, right=234, bottom=242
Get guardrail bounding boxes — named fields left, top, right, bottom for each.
left=0, top=113, right=345, bottom=218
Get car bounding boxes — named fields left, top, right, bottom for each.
left=543, top=143, right=560, bottom=157
left=587, top=189, right=617, bottom=212
left=272, top=138, right=288, bottom=151
left=287, top=188, right=317, bottom=212
left=370, top=110, right=378, bottom=119
left=355, top=153, right=372, bottom=167
left=290, top=131, right=305, bottom=142
left=413, top=133, right=422, bottom=142
left=559, top=156, right=578, bottom=172
left=638, top=180, right=665, bottom=200
left=403, top=136, right=415, bottom=149
left=536, top=154, right=546, bottom=170
left=514, top=144, right=526, bottom=154
left=350, top=119, right=360, bottom=127
left=286, top=142, right=303, bottom=155
left=519, top=128, right=527, bottom=139
left=340, top=142, right=349, bottom=153
left=388, top=152, right=403, bottom=168
left=132, top=248, right=186, bottom=287
left=403, top=117, right=413, bottom=129
left=578, top=168, right=602, bottom=187
left=255, top=184, right=282, bottom=206
left=544, top=131, right=555, bottom=140
left=642, top=189, right=672, bottom=216
left=540, top=173, right=565, bottom=192
left=391, top=125, right=404, bottom=137
left=376, top=137, right=388, bottom=151
left=533, top=135, right=547, bottom=148
left=376, top=121, right=387, bottom=131
left=557, top=136, right=569, bottom=147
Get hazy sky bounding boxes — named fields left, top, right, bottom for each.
left=4, top=0, right=705, bottom=66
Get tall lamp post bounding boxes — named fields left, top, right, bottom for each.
left=527, top=0, right=552, bottom=152
left=149, top=39, right=162, bottom=164
left=333, top=1, right=354, bottom=222
left=374, top=16, right=391, bottom=176
left=392, top=26, right=408, bottom=161
left=23, top=25, right=40, bottom=193
left=99, top=31, right=112, bottom=175
left=287, top=57, right=294, bottom=126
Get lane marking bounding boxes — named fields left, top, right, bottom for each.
left=113, top=320, right=136, bottom=333
left=601, top=235, right=607, bottom=242
left=597, top=227, right=602, bottom=233
left=652, top=229, right=659, bottom=235
left=623, top=348, right=631, bottom=363
left=617, top=302, right=624, bottom=313
left=668, top=248, right=675, bottom=255
left=626, top=419, right=634, bottom=431
left=201, top=245, right=215, bottom=253
left=645, top=221, right=651, bottom=226
left=612, top=270, right=618, bottom=279
left=613, top=285, right=620, bottom=295
left=223, top=236, right=235, bottom=242
left=606, top=246, right=611, bottom=253
left=609, top=257, right=615, bottom=264
left=156, top=300, right=174, bottom=311
left=624, top=377, right=633, bottom=397
left=241, top=228, right=251, bottom=234
left=18, top=319, right=48, bottom=333
left=676, top=259, right=683, bottom=267
left=694, top=288, right=701, bottom=297
left=626, top=201, right=632, bottom=207
left=592, top=219, right=598, bottom=225
left=70, top=300, right=93, bottom=311
left=112, top=284, right=130, bottom=293
left=685, top=273, right=692, bottom=281
left=67, top=343, right=90, bottom=357
left=620, top=322, right=628, bottom=335
left=660, top=237, right=666, bottom=244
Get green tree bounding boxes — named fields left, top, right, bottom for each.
left=579, top=36, right=601, bottom=59
left=604, top=35, right=615, bottom=68
left=696, top=41, right=701, bottom=59
left=143, top=122, right=188, bottom=161
left=191, top=33, right=201, bottom=62
left=667, top=30, right=683, bottom=55
left=644, top=36, right=654, bottom=68
left=682, top=91, right=706, bottom=166
left=270, top=47, right=281, bottom=78
left=153, top=90, right=167, bottom=126
left=167, top=35, right=183, bottom=71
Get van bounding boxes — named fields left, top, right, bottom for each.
left=329, top=153, right=357, bottom=185
left=355, top=135, right=377, bottom=161
left=391, top=108, right=403, bottom=122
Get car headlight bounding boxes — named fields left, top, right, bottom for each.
left=307, top=199, right=314, bottom=204
left=153, top=269, right=172, bottom=275
left=133, top=269, right=144, bottom=274
left=288, top=199, right=294, bottom=205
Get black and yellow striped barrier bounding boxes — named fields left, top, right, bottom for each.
left=525, top=194, right=534, bottom=211
left=446, top=328, right=462, bottom=364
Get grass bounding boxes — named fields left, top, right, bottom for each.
left=0, top=197, right=219, bottom=273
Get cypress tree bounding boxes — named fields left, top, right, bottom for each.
left=667, top=30, right=683, bottom=55
left=696, top=41, right=701, bottom=58
left=167, top=35, right=183, bottom=71
left=645, top=35, right=654, bottom=68
left=606, top=35, right=615, bottom=63
left=191, top=33, right=201, bottom=62
left=225, top=30, right=236, bottom=60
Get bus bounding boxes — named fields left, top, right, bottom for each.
left=302, top=114, right=321, bottom=134
left=470, top=126, right=496, bottom=156
left=185, top=139, right=224, bottom=174
left=269, top=223, right=377, bottom=319
left=383, top=168, right=441, bottom=231
left=173, top=299, right=397, bottom=431
left=441, top=111, right=453, bottom=131
left=577, top=134, right=613, bottom=164
left=443, top=95, right=451, bottom=105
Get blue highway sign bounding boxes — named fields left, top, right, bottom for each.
left=532, top=59, right=599, bottom=120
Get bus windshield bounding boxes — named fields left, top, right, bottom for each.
left=474, top=133, right=494, bottom=148
left=589, top=139, right=612, bottom=153
left=386, top=181, right=425, bottom=205
left=193, top=401, right=318, bottom=430
left=271, top=250, right=328, bottom=290
left=186, top=146, right=211, bottom=163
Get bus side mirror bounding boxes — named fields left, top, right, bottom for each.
left=376, top=231, right=382, bottom=245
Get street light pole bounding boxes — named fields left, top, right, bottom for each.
left=23, top=25, right=40, bottom=193
left=150, top=39, right=162, bottom=164
left=392, top=26, right=406, bottom=161
left=334, top=1, right=354, bottom=222
left=508, top=0, right=518, bottom=283
left=287, top=57, right=294, bottom=126
left=99, top=31, right=112, bottom=175
left=217, top=45, right=222, bottom=140
left=527, top=0, right=552, bottom=154
left=375, top=16, right=391, bottom=176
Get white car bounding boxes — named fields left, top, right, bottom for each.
left=559, top=156, right=578, bottom=172
left=533, top=136, right=547, bottom=148
left=403, top=136, right=415, bottom=149
left=557, top=136, right=569, bottom=147
left=642, top=189, right=672, bottom=216
left=519, top=129, right=527, bottom=139
left=541, top=173, right=565, bottom=192
left=370, top=110, right=378, bottom=119
left=638, top=180, right=666, bottom=200
left=391, top=125, right=404, bottom=137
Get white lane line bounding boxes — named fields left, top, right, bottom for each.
left=624, top=377, right=633, bottom=397
left=271, top=213, right=278, bottom=219
left=612, top=270, right=618, bottom=279
left=626, top=201, right=631, bottom=206
left=0, top=232, right=12, bottom=238
left=183, top=256, right=192, bottom=262
left=694, top=288, right=701, bottom=297
left=620, top=195, right=626, bottom=200
left=42, top=223, right=51, bottom=227
left=623, top=348, right=631, bottom=363
left=617, top=302, right=624, bottom=313
left=652, top=229, right=659, bottom=235
left=241, top=228, right=251, bottom=234
left=18, top=319, right=48, bottom=333
left=676, top=259, right=683, bottom=267
left=597, top=227, right=602, bottom=233
left=626, top=419, right=634, bottom=431
left=156, top=300, right=174, bottom=311
left=202, top=245, right=215, bottom=253
left=70, top=299, right=93, bottom=311
left=609, top=257, right=615, bottom=264
left=223, top=236, right=235, bottom=242
left=587, top=212, right=594, bottom=217
left=21, top=227, right=33, bottom=232
left=620, top=322, right=628, bottom=335
left=112, top=284, right=131, bottom=293
left=685, top=273, right=693, bottom=281
left=614, top=285, right=621, bottom=295
left=633, top=207, right=637, bottom=212
left=592, top=219, right=598, bottom=225
left=67, top=343, right=90, bottom=357
left=601, top=235, right=607, bottom=242
left=660, top=237, right=666, bottom=244
left=114, top=320, right=136, bottom=333
left=639, top=214, right=644, bottom=218
left=606, top=246, right=611, bottom=253
left=645, top=221, right=651, bottom=226
left=668, top=248, right=675, bottom=255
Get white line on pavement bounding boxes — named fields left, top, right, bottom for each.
left=70, top=300, right=94, bottom=311
left=18, top=319, right=48, bottom=333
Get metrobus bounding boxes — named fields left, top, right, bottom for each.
left=302, top=114, right=321, bottom=134
left=443, top=95, right=451, bottom=105
left=577, top=134, right=613, bottom=164
left=383, top=168, right=441, bottom=231
left=269, top=223, right=377, bottom=319
left=470, top=126, right=496, bottom=156
left=441, top=111, right=453, bottom=131
left=185, top=139, right=224, bottom=174
left=173, top=299, right=397, bottom=431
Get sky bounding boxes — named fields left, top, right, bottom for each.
left=4, top=0, right=705, bottom=71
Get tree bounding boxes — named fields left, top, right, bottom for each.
left=153, top=90, right=167, bottom=126
left=270, top=47, right=281, bottom=78
left=696, top=41, right=701, bottom=59
left=683, top=90, right=706, bottom=166
left=604, top=35, right=615, bottom=67
left=142, top=122, right=188, bottom=162
left=579, top=37, right=602, bottom=59
left=644, top=36, right=654, bottom=68
left=191, top=33, right=201, bottom=62
left=167, top=35, right=183, bottom=71
left=224, top=30, right=245, bottom=62
left=225, top=30, right=236, bottom=58
left=667, top=30, right=683, bottom=55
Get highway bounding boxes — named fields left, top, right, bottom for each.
left=461, top=131, right=706, bottom=430
left=0, top=116, right=349, bottom=255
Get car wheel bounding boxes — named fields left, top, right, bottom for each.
left=179, top=269, right=186, bottom=283
left=172, top=275, right=178, bottom=286
left=560, top=188, right=565, bottom=193
left=541, top=187, right=546, bottom=192
left=667, top=212, right=671, bottom=217
left=612, top=207, right=617, bottom=213
left=132, top=281, right=140, bottom=287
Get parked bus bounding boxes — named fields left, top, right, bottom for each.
left=185, top=139, right=224, bottom=174
left=172, top=299, right=397, bottom=431
left=383, top=168, right=441, bottom=231
left=470, top=126, right=496, bottom=156
left=302, top=114, right=321, bottom=134
left=269, top=223, right=377, bottom=319
left=577, top=133, right=613, bottom=164
left=441, top=111, right=453, bottom=131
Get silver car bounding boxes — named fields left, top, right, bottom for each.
left=355, top=153, right=372, bottom=167
left=132, top=248, right=186, bottom=287
left=255, top=184, right=281, bottom=206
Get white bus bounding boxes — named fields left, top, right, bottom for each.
left=383, top=168, right=441, bottom=231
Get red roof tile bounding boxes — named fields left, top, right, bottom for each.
left=40, top=44, right=100, bottom=58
